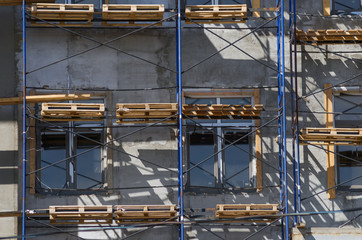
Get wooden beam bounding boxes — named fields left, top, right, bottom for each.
left=0, top=94, right=91, bottom=105
left=324, top=83, right=335, bottom=199
left=0, top=0, right=54, bottom=6
left=254, top=89, right=262, bottom=191
left=252, top=0, right=261, bottom=17
left=323, top=0, right=330, bottom=16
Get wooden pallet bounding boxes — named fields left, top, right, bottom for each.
left=299, top=128, right=362, bottom=145
left=295, top=29, right=362, bottom=45
left=185, top=5, right=247, bottom=24
left=216, top=204, right=279, bottom=219
left=102, top=4, right=164, bottom=26
left=30, top=3, right=94, bottom=27
left=183, top=104, right=263, bottom=119
left=116, top=103, right=263, bottom=124
left=41, top=103, right=105, bottom=121
left=116, top=103, right=177, bottom=124
left=0, top=0, right=54, bottom=6
left=115, top=205, right=177, bottom=223
left=49, top=205, right=113, bottom=224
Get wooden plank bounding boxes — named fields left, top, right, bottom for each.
left=325, top=83, right=335, bottom=199
left=115, top=205, right=177, bottom=222
left=0, top=94, right=91, bottom=105
left=216, top=204, right=279, bottom=219
left=296, top=29, right=362, bottom=45
left=31, top=3, right=94, bottom=26
left=323, top=0, right=330, bottom=16
left=41, top=103, right=105, bottom=121
left=102, top=4, right=164, bottom=26
left=254, top=89, right=262, bottom=192
left=29, top=102, right=36, bottom=195
left=49, top=205, right=113, bottom=225
left=0, top=0, right=54, bottom=6
left=185, top=4, right=247, bottom=24
left=252, top=0, right=261, bottom=18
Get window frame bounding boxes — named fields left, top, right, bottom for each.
left=28, top=92, right=112, bottom=195
left=324, top=0, right=362, bottom=16
left=183, top=89, right=262, bottom=193
left=333, top=91, right=362, bottom=191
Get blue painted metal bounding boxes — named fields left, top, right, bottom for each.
left=22, top=0, right=26, bottom=239
left=176, top=0, right=184, bottom=239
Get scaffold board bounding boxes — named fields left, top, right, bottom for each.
left=185, top=5, right=247, bottom=24
left=299, top=128, right=362, bottom=145
left=115, top=205, right=177, bottom=223
left=0, top=93, right=91, bottom=105
left=41, top=103, right=105, bottom=121
left=183, top=104, right=263, bottom=119
left=102, top=4, right=164, bottom=26
left=116, top=103, right=178, bottom=124
left=30, top=3, right=94, bottom=27
left=0, top=0, right=54, bottom=5
left=49, top=205, right=113, bottom=224
left=296, top=29, right=362, bottom=45
left=216, top=204, right=279, bottom=219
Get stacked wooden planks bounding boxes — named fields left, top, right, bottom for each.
left=295, top=29, right=362, bottom=45
left=41, top=103, right=105, bottom=121
left=102, top=4, right=164, bottom=26
left=299, top=127, right=362, bottom=145
left=216, top=204, right=279, bottom=220
left=49, top=205, right=113, bottom=224
left=30, top=3, right=94, bottom=27
left=185, top=5, right=247, bottom=24
left=115, top=205, right=177, bottom=223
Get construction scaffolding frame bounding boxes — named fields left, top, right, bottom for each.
left=4, top=0, right=348, bottom=239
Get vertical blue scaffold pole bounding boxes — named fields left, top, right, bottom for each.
left=22, top=0, right=27, bottom=239
left=176, top=1, right=184, bottom=240
left=281, top=0, right=289, bottom=238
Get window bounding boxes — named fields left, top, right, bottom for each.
left=184, top=93, right=258, bottom=192
left=334, top=94, right=362, bottom=189
left=332, top=0, right=362, bottom=15
left=34, top=100, right=106, bottom=194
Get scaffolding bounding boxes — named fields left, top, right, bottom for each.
left=0, top=0, right=361, bottom=239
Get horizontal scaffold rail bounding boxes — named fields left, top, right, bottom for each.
left=115, top=205, right=177, bottom=223
left=116, top=103, right=263, bottom=124
left=102, top=4, right=164, bottom=26
left=30, top=3, right=94, bottom=27
left=185, top=4, right=247, bottom=24
left=41, top=102, right=105, bottom=121
left=299, top=128, right=362, bottom=145
left=0, top=94, right=91, bottom=105
left=49, top=205, right=113, bottom=224
left=295, top=29, right=362, bottom=45
left=216, top=204, right=279, bottom=220
left=0, top=0, right=54, bottom=5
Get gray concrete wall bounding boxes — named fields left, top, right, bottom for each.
left=0, top=5, right=19, bottom=238
left=1, top=0, right=360, bottom=239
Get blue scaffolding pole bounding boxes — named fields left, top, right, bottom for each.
left=176, top=1, right=184, bottom=240
left=289, top=0, right=301, bottom=225
left=22, top=0, right=27, bottom=239
left=277, top=0, right=289, bottom=238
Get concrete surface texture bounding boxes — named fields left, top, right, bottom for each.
left=0, top=0, right=361, bottom=239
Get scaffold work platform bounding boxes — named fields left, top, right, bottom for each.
left=49, top=205, right=113, bottom=224
left=115, top=205, right=177, bottom=223
left=116, top=103, right=263, bottom=124
left=299, top=128, right=362, bottom=145
left=41, top=103, right=105, bottom=121
left=296, top=29, right=362, bottom=45
left=216, top=204, right=279, bottom=219
left=185, top=4, right=247, bottom=23
left=102, top=4, right=164, bottom=26
left=30, top=3, right=94, bottom=27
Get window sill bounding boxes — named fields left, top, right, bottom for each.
left=185, top=186, right=257, bottom=195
